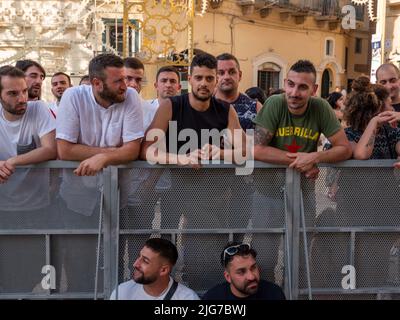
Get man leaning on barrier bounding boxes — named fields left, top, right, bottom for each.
left=55, top=53, right=144, bottom=292
left=57, top=53, right=144, bottom=176
left=253, top=59, right=352, bottom=178
left=253, top=60, right=352, bottom=228
left=140, top=53, right=250, bottom=288
left=141, top=52, right=248, bottom=168
left=0, top=65, right=57, bottom=217
left=110, top=238, right=199, bottom=300
left=202, top=242, right=285, bottom=300
left=0, top=65, right=57, bottom=293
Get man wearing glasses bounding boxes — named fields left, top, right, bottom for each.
left=202, top=242, right=285, bottom=300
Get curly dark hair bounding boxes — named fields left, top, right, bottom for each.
left=344, top=76, right=382, bottom=131
left=190, top=53, right=217, bottom=73
left=326, top=92, right=343, bottom=109
left=372, top=83, right=390, bottom=103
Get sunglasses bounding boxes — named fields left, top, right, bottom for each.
left=223, top=243, right=251, bottom=265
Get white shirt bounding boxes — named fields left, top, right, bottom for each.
left=110, top=277, right=200, bottom=300
left=0, top=100, right=56, bottom=211
left=147, top=98, right=159, bottom=109
left=57, top=85, right=144, bottom=146
left=48, top=101, right=58, bottom=117
left=142, top=98, right=158, bottom=131
left=56, top=85, right=144, bottom=216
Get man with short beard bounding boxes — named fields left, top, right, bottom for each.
left=141, top=53, right=249, bottom=287
left=55, top=53, right=143, bottom=292
left=110, top=238, right=199, bottom=300
left=57, top=53, right=144, bottom=178
left=0, top=65, right=56, bottom=202
left=15, top=59, right=46, bottom=101
left=141, top=53, right=246, bottom=166
left=0, top=65, right=57, bottom=292
left=48, top=72, right=72, bottom=116
left=202, top=242, right=285, bottom=300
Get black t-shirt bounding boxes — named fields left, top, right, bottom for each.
left=202, top=280, right=286, bottom=300
left=166, top=94, right=230, bottom=153
left=393, top=103, right=400, bottom=112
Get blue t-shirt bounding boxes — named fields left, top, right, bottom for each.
left=231, top=93, right=258, bottom=131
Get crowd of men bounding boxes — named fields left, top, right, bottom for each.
left=0, top=51, right=400, bottom=299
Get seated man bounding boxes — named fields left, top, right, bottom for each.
left=202, top=242, right=285, bottom=300
left=110, top=238, right=199, bottom=300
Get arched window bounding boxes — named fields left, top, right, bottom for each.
left=257, top=62, right=281, bottom=94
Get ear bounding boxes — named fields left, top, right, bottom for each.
left=154, top=81, right=158, bottom=89
left=223, top=270, right=231, bottom=283
left=312, top=84, right=318, bottom=96
left=177, top=83, right=182, bottom=91
left=239, top=70, right=242, bottom=81
left=159, top=264, right=170, bottom=277
left=92, top=77, right=102, bottom=88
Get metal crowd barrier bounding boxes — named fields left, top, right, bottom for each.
left=0, top=160, right=399, bottom=300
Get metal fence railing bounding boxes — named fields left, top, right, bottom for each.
left=1, top=160, right=400, bottom=300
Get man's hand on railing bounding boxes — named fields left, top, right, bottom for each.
left=176, top=150, right=202, bottom=169
left=73, top=154, right=107, bottom=176
left=200, top=143, right=221, bottom=160
left=0, top=160, right=15, bottom=184
left=304, top=166, right=320, bottom=181
left=393, top=159, right=400, bottom=174
left=287, top=152, right=319, bottom=173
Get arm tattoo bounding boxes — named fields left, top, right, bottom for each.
left=366, top=134, right=375, bottom=148
left=254, top=125, right=274, bottom=146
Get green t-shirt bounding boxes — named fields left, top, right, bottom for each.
left=253, top=94, right=341, bottom=153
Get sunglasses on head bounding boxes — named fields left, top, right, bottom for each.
left=223, top=243, right=251, bottom=265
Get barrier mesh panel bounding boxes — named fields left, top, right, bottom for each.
left=299, top=233, right=350, bottom=289
left=303, top=167, right=400, bottom=227
left=117, top=167, right=287, bottom=295
left=119, top=167, right=286, bottom=230
left=299, top=294, right=377, bottom=300
left=51, top=235, right=103, bottom=294
left=0, top=236, right=45, bottom=294
left=355, top=233, right=400, bottom=288
left=300, top=167, right=400, bottom=299
left=0, top=168, right=103, bottom=298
